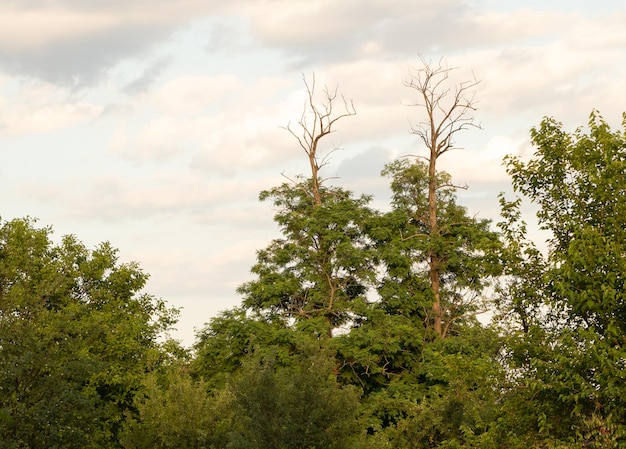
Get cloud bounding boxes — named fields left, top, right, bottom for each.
left=135, top=233, right=277, bottom=343
left=150, top=75, right=243, bottom=115
left=336, top=146, right=395, bottom=179
left=0, top=22, right=171, bottom=87
left=0, top=78, right=102, bottom=136
left=109, top=75, right=307, bottom=174
left=108, top=107, right=300, bottom=175
left=16, top=182, right=65, bottom=204
left=190, top=125, right=300, bottom=176
left=238, top=0, right=464, bottom=61
left=108, top=120, right=190, bottom=162
left=0, top=6, right=121, bottom=52
left=438, top=134, right=526, bottom=184
left=2, top=0, right=622, bottom=95
left=0, top=1, right=217, bottom=87
left=228, top=1, right=587, bottom=68
left=3, top=0, right=624, bottom=350
left=122, top=55, right=173, bottom=95
left=0, top=1, right=216, bottom=48
left=204, top=18, right=251, bottom=54
left=58, top=170, right=281, bottom=225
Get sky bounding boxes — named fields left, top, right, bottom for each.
left=1, top=0, right=625, bottom=346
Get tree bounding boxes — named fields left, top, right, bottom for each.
left=498, top=111, right=626, bottom=446
left=334, top=159, right=500, bottom=443
left=403, top=57, right=481, bottom=337
left=227, top=344, right=365, bottom=449
left=337, top=312, right=505, bottom=448
left=193, top=76, right=378, bottom=448
left=193, top=65, right=504, bottom=449
left=237, top=76, right=375, bottom=336
left=238, top=183, right=376, bottom=335
left=120, top=363, right=231, bottom=449
left=494, top=195, right=548, bottom=334
left=334, top=61, right=501, bottom=447
left=0, top=218, right=177, bottom=449
left=192, top=307, right=302, bottom=389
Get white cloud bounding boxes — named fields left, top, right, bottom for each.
left=61, top=170, right=279, bottom=224
left=438, top=135, right=526, bottom=184
left=241, top=0, right=460, bottom=46
left=150, top=75, right=243, bottom=115
left=108, top=75, right=309, bottom=173
left=0, top=1, right=216, bottom=52
left=0, top=8, right=119, bottom=52
left=0, top=79, right=102, bottom=136
left=0, top=1, right=223, bottom=86
left=108, top=109, right=301, bottom=174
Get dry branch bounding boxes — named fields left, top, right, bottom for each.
left=283, top=74, right=356, bottom=205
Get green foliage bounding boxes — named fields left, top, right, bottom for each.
left=238, top=179, right=377, bottom=333
left=344, top=323, right=505, bottom=449
left=336, top=308, right=427, bottom=395
left=376, top=159, right=502, bottom=336
left=192, top=307, right=303, bottom=389
left=120, top=363, right=231, bottom=449
left=227, top=344, right=365, bottom=449
left=494, top=195, right=548, bottom=333
left=498, top=111, right=626, bottom=446
left=507, top=111, right=626, bottom=256
left=0, top=218, right=177, bottom=449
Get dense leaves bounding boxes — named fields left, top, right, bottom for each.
left=227, top=345, right=364, bottom=449
left=377, top=159, right=501, bottom=337
left=238, top=180, right=377, bottom=334
left=499, top=111, right=626, bottom=447
left=192, top=64, right=508, bottom=447
left=0, top=218, right=177, bottom=449
left=192, top=307, right=304, bottom=389
left=120, top=364, right=231, bottom=449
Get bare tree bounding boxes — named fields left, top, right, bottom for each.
left=405, top=56, right=481, bottom=337
left=284, top=74, right=356, bottom=205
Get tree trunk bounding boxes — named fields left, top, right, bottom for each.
left=429, top=135, right=442, bottom=337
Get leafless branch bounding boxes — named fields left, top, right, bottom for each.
left=399, top=231, right=429, bottom=241
left=404, top=55, right=481, bottom=160
left=400, top=152, right=430, bottom=163
left=435, top=182, right=469, bottom=191
left=283, top=73, right=356, bottom=205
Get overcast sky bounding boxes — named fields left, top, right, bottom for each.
left=1, top=0, right=625, bottom=346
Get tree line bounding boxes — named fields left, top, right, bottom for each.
left=2, top=58, right=626, bottom=448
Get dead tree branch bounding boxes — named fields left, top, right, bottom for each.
left=405, top=56, right=481, bottom=160
left=283, top=74, right=356, bottom=205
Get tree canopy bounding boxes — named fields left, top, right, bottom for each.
left=0, top=218, right=177, bottom=449
left=498, top=111, right=626, bottom=447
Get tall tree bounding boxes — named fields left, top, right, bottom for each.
left=238, top=183, right=376, bottom=335
left=499, top=111, right=626, bottom=447
left=403, top=57, right=481, bottom=336
left=237, top=76, right=375, bottom=336
left=335, top=62, right=502, bottom=448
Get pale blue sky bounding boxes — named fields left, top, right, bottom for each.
left=1, top=0, right=625, bottom=345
